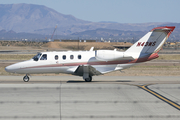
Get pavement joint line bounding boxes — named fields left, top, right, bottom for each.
left=137, top=84, right=180, bottom=111
left=151, top=76, right=161, bottom=81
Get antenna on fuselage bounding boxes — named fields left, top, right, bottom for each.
left=89, top=47, right=94, bottom=51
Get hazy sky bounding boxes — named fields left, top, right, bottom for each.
left=1, top=0, right=180, bottom=23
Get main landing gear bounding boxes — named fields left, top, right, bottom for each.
left=84, top=76, right=92, bottom=82
left=23, top=74, right=30, bottom=82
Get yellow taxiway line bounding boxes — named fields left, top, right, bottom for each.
left=137, top=84, right=180, bottom=110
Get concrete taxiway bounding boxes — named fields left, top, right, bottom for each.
left=0, top=76, right=180, bottom=120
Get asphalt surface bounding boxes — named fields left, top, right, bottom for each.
left=0, top=76, right=180, bottom=120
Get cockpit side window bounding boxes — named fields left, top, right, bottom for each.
left=40, top=54, right=47, bottom=60
left=32, top=53, right=42, bottom=61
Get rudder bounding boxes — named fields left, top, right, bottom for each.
left=125, top=26, right=175, bottom=54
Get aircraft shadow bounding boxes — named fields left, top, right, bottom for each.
left=67, top=80, right=133, bottom=83
left=116, top=80, right=133, bottom=82
left=67, top=80, right=85, bottom=83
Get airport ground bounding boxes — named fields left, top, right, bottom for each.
left=0, top=76, right=180, bottom=120
left=0, top=43, right=180, bottom=120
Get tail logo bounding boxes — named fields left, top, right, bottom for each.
left=136, top=41, right=156, bottom=47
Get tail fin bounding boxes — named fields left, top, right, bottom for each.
left=125, top=26, right=175, bottom=54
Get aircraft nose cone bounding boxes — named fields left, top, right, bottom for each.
left=5, top=64, right=18, bottom=73
left=5, top=66, right=12, bottom=73
left=5, top=61, right=27, bottom=74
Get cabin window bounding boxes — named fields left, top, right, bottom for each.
left=70, top=55, right=74, bottom=59
left=78, top=55, right=81, bottom=59
left=62, top=55, right=66, bottom=60
left=55, top=55, right=58, bottom=60
left=40, top=54, right=47, bottom=60
left=32, top=53, right=42, bottom=61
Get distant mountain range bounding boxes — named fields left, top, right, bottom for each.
left=0, top=3, right=179, bottom=40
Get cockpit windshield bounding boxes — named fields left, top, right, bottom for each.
left=32, top=53, right=42, bottom=61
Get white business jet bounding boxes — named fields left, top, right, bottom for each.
left=5, top=26, right=175, bottom=82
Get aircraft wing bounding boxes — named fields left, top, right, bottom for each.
left=74, top=65, right=102, bottom=76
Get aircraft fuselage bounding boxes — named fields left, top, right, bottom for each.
left=5, top=50, right=158, bottom=75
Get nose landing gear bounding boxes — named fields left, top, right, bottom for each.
left=23, top=74, right=30, bottom=82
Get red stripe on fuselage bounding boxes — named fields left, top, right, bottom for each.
left=20, top=53, right=159, bottom=70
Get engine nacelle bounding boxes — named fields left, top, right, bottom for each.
left=95, top=50, right=124, bottom=61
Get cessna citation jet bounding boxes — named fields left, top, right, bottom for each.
left=5, top=26, right=175, bottom=82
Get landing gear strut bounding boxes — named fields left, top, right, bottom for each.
left=84, top=76, right=92, bottom=82
left=23, top=75, right=29, bottom=82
